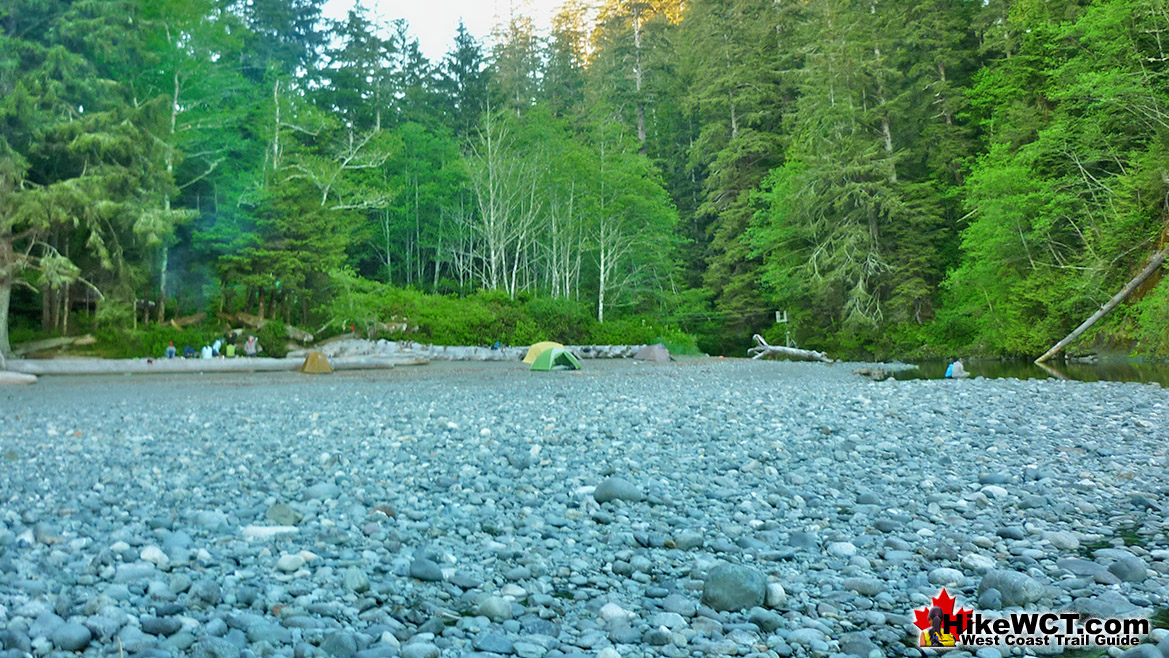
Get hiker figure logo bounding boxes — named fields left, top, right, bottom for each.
left=914, top=589, right=970, bottom=648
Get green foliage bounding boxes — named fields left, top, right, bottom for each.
left=91, top=324, right=222, bottom=359
left=95, top=299, right=135, bottom=328
left=1131, top=277, right=1169, bottom=356
left=318, top=270, right=696, bottom=348
left=524, top=297, right=594, bottom=344
left=936, top=0, right=1169, bottom=357
left=257, top=320, right=288, bottom=358
left=655, top=332, right=701, bottom=356
left=7, top=0, right=1169, bottom=361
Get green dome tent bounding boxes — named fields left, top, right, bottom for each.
left=529, top=347, right=581, bottom=371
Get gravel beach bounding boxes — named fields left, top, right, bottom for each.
left=1, top=359, right=1167, bottom=658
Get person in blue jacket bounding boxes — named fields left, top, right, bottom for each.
left=945, top=358, right=969, bottom=379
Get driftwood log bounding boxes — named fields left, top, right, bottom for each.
left=852, top=367, right=891, bottom=381
left=4, top=356, right=427, bottom=376
left=171, top=312, right=207, bottom=328
left=12, top=334, right=96, bottom=357
left=1036, top=247, right=1167, bottom=363
left=0, top=371, right=37, bottom=385
left=217, top=312, right=314, bottom=343
left=748, top=334, right=833, bottom=363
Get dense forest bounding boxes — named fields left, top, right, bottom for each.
left=2, top=0, right=1168, bottom=359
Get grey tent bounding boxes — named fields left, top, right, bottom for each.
left=634, top=343, right=671, bottom=362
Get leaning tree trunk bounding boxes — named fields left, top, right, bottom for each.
left=1035, top=247, right=1168, bottom=363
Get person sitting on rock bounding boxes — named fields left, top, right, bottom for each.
left=244, top=335, right=259, bottom=357
left=211, top=338, right=222, bottom=357
left=944, top=358, right=969, bottom=379
left=183, top=345, right=195, bottom=358
left=165, top=342, right=176, bottom=359
left=200, top=345, right=213, bottom=359
left=224, top=342, right=236, bottom=358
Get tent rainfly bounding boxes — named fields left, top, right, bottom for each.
left=633, top=343, right=671, bottom=362
left=523, top=341, right=565, bottom=364
left=530, top=347, right=581, bottom=371
left=299, top=351, right=334, bottom=374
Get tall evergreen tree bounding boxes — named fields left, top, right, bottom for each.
left=675, top=0, right=786, bottom=350
left=437, top=21, right=490, bottom=137
left=317, top=7, right=392, bottom=131
left=386, top=20, right=437, bottom=125
left=490, top=9, right=542, bottom=117
left=234, top=0, right=326, bottom=79
left=0, top=1, right=180, bottom=352
left=543, top=1, right=590, bottom=119
left=589, top=0, right=684, bottom=154
left=742, top=0, right=984, bottom=353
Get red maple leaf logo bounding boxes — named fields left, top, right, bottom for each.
left=913, top=589, right=972, bottom=641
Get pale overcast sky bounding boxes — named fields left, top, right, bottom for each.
left=321, top=0, right=563, bottom=63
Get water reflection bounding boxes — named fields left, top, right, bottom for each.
left=891, top=359, right=1169, bottom=386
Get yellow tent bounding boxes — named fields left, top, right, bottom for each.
left=299, top=351, right=334, bottom=374
left=523, top=341, right=564, bottom=364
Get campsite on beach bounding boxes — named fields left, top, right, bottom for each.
left=3, top=0, right=1169, bottom=657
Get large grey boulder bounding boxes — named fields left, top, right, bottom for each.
left=51, top=623, right=92, bottom=652
left=593, top=477, right=646, bottom=504
left=701, top=564, right=767, bottom=612
left=978, top=570, right=1045, bottom=607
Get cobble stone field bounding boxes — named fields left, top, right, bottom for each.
left=1, top=360, right=1167, bottom=658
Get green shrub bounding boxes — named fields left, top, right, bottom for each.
left=89, top=324, right=223, bottom=358
left=317, top=271, right=700, bottom=350
left=654, top=328, right=701, bottom=355
left=590, top=317, right=654, bottom=345
left=257, top=320, right=288, bottom=357
left=511, top=318, right=542, bottom=346
left=8, top=325, right=44, bottom=346
left=1132, top=277, right=1169, bottom=356
left=95, top=299, right=134, bottom=328
left=524, top=297, right=593, bottom=343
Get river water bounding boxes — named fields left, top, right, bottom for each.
left=892, top=358, right=1169, bottom=386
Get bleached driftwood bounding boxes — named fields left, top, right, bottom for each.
left=4, top=356, right=426, bottom=376
left=217, top=312, right=314, bottom=343
left=12, top=334, right=96, bottom=357
left=748, top=334, right=833, bottom=363
left=0, top=371, right=37, bottom=385
left=852, top=367, right=890, bottom=381
left=171, top=312, right=207, bottom=328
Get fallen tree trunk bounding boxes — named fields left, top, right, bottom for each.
left=12, top=334, right=96, bottom=357
left=218, top=312, right=314, bottom=343
left=1036, top=247, right=1168, bottom=363
left=171, top=312, right=207, bottom=328
left=748, top=334, right=833, bottom=363
left=332, top=357, right=429, bottom=369
left=220, top=311, right=265, bottom=328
